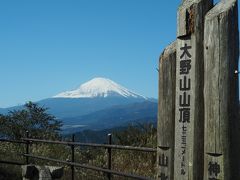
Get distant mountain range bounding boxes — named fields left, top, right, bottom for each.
left=61, top=101, right=157, bottom=134
left=0, top=77, right=157, bottom=133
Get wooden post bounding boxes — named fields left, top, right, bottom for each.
left=204, top=0, right=240, bottom=179
left=26, top=131, right=29, bottom=165
left=174, top=0, right=213, bottom=179
left=157, top=41, right=176, bottom=180
left=71, top=134, right=75, bottom=180
left=107, top=133, right=112, bottom=180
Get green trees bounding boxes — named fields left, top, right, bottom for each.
left=0, top=102, right=62, bottom=180
left=0, top=102, right=62, bottom=140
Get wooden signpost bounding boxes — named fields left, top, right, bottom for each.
left=157, top=0, right=240, bottom=179
left=204, top=0, right=240, bottom=179
left=174, top=0, right=212, bottom=179
left=157, top=42, right=176, bottom=180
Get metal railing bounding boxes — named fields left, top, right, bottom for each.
left=0, top=131, right=156, bottom=180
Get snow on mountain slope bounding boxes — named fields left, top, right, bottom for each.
left=53, top=77, right=147, bottom=99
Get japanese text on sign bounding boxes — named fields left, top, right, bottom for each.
left=178, top=43, right=192, bottom=175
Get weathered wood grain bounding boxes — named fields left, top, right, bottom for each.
left=157, top=41, right=176, bottom=180
left=204, top=0, right=240, bottom=179
left=174, top=0, right=213, bottom=179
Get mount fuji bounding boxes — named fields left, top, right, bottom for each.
left=0, top=77, right=157, bottom=132
left=53, top=77, right=147, bottom=99
left=37, top=77, right=150, bottom=118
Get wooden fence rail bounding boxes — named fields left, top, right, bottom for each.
left=0, top=132, right=156, bottom=180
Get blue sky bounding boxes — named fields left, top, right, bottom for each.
left=0, top=0, right=237, bottom=107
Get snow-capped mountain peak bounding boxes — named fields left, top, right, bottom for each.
left=53, top=77, right=147, bottom=99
